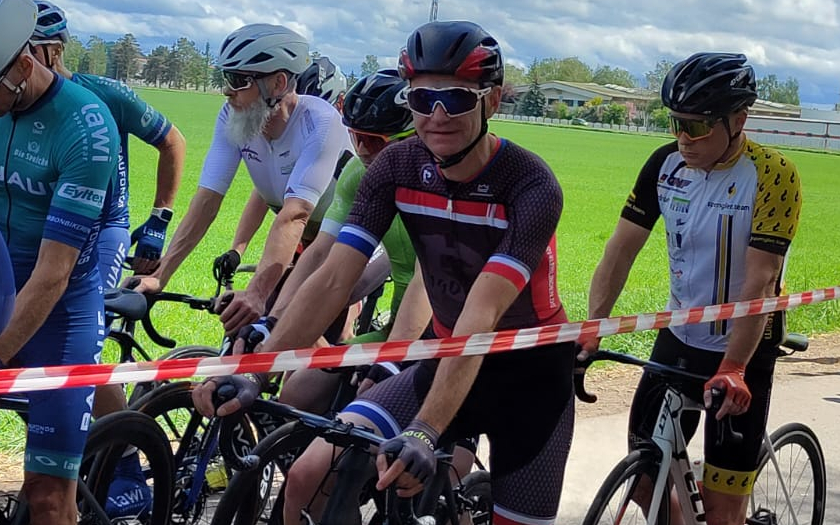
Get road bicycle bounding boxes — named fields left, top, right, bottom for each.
left=576, top=334, right=825, bottom=525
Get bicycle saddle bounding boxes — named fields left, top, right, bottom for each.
left=104, top=288, right=148, bottom=321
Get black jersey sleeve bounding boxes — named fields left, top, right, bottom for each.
left=620, top=141, right=678, bottom=230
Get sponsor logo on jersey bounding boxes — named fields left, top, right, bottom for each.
left=670, top=196, right=690, bottom=214
left=32, top=121, right=45, bottom=135
left=469, top=183, right=494, bottom=198
left=57, top=183, right=107, bottom=207
left=727, top=182, right=737, bottom=198
left=241, top=146, right=262, bottom=162
left=12, top=147, right=48, bottom=168
left=140, top=104, right=155, bottom=128
left=421, top=165, right=434, bottom=185
left=659, top=172, right=693, bottom=190
left=706, top=201, right=750, bottom=212
left=0, top=166, right=51, bottom=194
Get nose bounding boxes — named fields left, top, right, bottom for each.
left=429, top=103, right=449, bottom=122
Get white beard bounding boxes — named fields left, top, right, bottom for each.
left=225, top=98, right=273, bottom=145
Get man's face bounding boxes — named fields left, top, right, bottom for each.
left=407, top=74, right=496, bottom=160
left=223, top=70, right=278, bottom=145
left=349, top=128, right=414, bottom=167
left=670, top=110, right=745, bottom=169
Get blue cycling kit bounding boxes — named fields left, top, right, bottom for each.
left=70, top=74, right=172, bottom=285
left=0, top=238, right=13, bottom=332
left=0, top=74, right=118, bottom=479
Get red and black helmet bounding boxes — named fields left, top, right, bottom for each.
left=398, top=21, right=504, bottom=88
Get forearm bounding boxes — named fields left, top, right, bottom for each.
left=0, top=243, right=75, bottom=363
left=723, top=251, right=782, bottom=364
left=155, top=190, right=221, bottom=286
left=262, top=246, right=365, bottom=352
left=387, top=263, right=432, bottom=341
left=246, top=206, right=308, bottom=302
left=152, top=127, right=186, bottom=209
left=588, top=220, right=649, bottom=318
left=269, top=233, right=333, bottom=320
left=231, top=190, right=269, bottom=255
left=588, top=252, right=634, bottom=319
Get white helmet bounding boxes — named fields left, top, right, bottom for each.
left=0, top=0, right=37, bottom=74
left=33, top=0, right=70, bottom=43
left=218, top=23, right=310, bottom=75
left=296, top=57, right=347, bottom=104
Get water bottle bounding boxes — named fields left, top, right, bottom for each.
left=691, top=457, right=704, bottom=492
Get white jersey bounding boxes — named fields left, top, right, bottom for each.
left=199, top=95, right=354, bottom=236
left=622, top=139, right=802, bottom=351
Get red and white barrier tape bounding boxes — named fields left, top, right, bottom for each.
left=0, top=286, right=837, bottom=394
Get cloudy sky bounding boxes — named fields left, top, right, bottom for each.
left=58, top=0, right=839, bottom=105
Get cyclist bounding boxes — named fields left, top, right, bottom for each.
left=30, top=2, right=184, bottom=279
left=296, top=56, right=347, bottom=111
left=195, top=21, right=576, bottom=525
left=231, top=68, right=417, bottom=413
left=27, top=3, right=187, bottom=516
left=0, top=0, right=119, bottom=522
left=130, top=23, right=354, bottom=337
left=581, top=52, right=802, bottom=525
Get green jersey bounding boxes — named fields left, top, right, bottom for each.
left=321, top=157, right=416, bottom=319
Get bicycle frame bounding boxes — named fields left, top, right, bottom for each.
left=646, top=386, right=707, bottom=525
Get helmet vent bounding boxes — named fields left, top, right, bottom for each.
left=246, top=52, right=272, bottom=66
left=228, top=38, right=255, bottom=59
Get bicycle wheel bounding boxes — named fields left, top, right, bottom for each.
left=80, top=410, right=175, bottom=525
left=129, top=345, right=220, bottom=404
left=750, top=423, right=826, bottom=525
left=131, top=381, right=264, bottom=525
left=583, top=449, right=669, bottom=525
left=211, top=421, right=316, bottom=525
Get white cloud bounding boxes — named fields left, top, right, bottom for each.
left=59, top=0, right=840, bottom=103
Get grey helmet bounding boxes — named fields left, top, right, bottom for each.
left=297, top=56, right=347, bottom=104
left=0, top=0, right=37, bottom=74
left=218, top=23, right=310, bottom=75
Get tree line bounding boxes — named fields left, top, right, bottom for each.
left=66, top=34, right=802, bottom=114
left=512, top=57, right=801, bottom=125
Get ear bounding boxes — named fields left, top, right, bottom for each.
left=483, top=85, right=502, bottom=119
left=731, top=109, right=748, bottom=132
left=271, top=71, right=290, bottom=97
left=15, top=52, right=35, bottom=80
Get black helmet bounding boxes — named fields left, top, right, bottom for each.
left=398, top=21, right=503, bottom=88
left=296, top=56, right=347, bottom=104
left=343, top=69, right=413, bottom=135
left=662, top=52, right=757, bottom=116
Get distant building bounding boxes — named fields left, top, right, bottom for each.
left=510, top=81, right=802, bottom=120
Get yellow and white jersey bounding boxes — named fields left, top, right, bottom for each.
left=621, top=138, right=802, bottom=351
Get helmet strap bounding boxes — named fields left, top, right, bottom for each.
left=436, top=98, right=488, bottom=170
left=713, top=117, right=743, bottom=165
left=257, top=72, right=295, bottom=108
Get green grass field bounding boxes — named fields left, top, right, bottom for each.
left=118, top=87, right=840, bottom=359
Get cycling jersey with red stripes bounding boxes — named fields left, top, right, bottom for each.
left=337, top=135, right=567, bottom=358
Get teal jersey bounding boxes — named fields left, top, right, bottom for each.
left=71, top=74, right=172, bottom=228
left=321, top=157, right=416, bottom=315
left=0, top=75, right=119, bottom=285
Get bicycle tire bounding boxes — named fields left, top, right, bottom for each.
left=131, top=380, right=265, bottom=525
left=80, top=410, right=175, bottom=525
left=211, top=421, right=316, bottom=525
left=751, top=422, right=826, bottom=525
left=129, top=345, right=220, bottom=404
left=583, top=449, right=670, bottom=525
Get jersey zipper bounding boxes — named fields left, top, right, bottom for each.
left=2, top=116, right=16, bottom=243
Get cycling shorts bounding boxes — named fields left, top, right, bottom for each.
left=344, top=343, right=576, bottom=524
left=628, top=328, right=777, bottom=492
left=11, top=279, right=104, bottom=480
left=98, top=225, right=130, bottom=289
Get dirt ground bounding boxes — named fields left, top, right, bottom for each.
left=0, top=333, right=837, bottom=492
